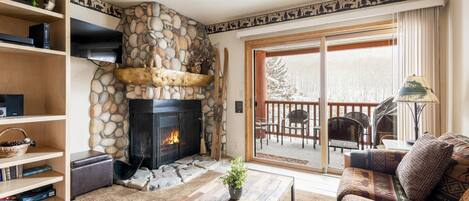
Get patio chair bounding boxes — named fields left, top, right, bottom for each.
left=344, top=112, right=370, bottom=149
left=328, top=117, right=363, bottom=154
left=371, top=97, right=397, bottom=147
left=281, top=110, right=309, bottom=148
left=255, top=118, right=269, bottom=149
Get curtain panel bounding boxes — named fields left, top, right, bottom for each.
left=396, top=7, right=442, bottom=140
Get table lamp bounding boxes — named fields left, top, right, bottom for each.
left=394, top=75, right=439, bottom=144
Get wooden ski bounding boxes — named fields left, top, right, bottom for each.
left=211, top=48, right=229, bottom=160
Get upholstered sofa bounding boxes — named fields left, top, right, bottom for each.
left=337, top=133, right=469, bottom=201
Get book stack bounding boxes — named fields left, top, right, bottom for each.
left=0, top=166, right=23, bottom=182
left=22, top=165, right=52, bottom=177
left=0, top=165, right=52, bottom=182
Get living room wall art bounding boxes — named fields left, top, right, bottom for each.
left=206, top=0, right=406, bottom=34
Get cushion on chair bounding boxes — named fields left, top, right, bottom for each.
left=396, top=134, right=454, bottom=201
left=430, top=133, right=469, bottom=200
left=337, top=167, right=408, bottom=201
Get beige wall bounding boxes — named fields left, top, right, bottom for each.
left=209, top=32, right=246, bottom=158
left=448, top=0, right=469, bottom=135
left=70, top=57, right=98, bottom=153
left=70, top=4, right=120, bottom=153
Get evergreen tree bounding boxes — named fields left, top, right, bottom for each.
left=265, top=57, right=299, bottom=100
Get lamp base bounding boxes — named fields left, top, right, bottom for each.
left=406, top=140, right=416, bottom=145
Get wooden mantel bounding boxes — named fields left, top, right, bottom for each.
left=114, top=67, right=214, bottom=87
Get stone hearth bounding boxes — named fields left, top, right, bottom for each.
left=116, top=155, right=219, bottom=191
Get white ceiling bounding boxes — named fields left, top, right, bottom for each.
left=103, top=0, right=326, bottom=24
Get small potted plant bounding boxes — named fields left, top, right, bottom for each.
left=221, top=157, right=247, bottom=200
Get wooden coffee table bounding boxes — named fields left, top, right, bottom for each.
left=182, top=169, right=295, bottom=201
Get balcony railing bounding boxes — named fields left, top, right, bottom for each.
left=260, top=100, right=379, bottom=147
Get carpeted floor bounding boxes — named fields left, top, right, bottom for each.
left=76, top=170, right=335, bottom=201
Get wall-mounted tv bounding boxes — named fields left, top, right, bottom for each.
left=71, top=18, right=122, bottom=64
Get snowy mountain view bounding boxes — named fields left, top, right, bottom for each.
left=265, top=46, right=395, bottom=103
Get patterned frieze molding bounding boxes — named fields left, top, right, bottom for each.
left=206, top=0, right=406, bottom=34
left=71, top=0, right=123, bottom=18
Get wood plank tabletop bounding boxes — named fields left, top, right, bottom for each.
left=182, top=170, right=294, bottom=201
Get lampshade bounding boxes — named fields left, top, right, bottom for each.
left=394, top=75, right=439, bottom=103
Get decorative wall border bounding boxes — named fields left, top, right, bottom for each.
left=71, top=0, right=123, bottom=18
left=206, top=0, right=406, bottom=34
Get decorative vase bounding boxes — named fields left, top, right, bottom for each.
left=200, top=59, right=211, bottom=75
left=228, top=186, right=243, bottom=200
left=30, top=0, right=39, bottom=7
left=44, top=0, right=56, bottom=11
left=190, top=63, right=202, bottom=74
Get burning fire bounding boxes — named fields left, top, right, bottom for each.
left=163, top=128, right=180, bottom=145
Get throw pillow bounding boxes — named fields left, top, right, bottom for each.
left=396, top=134, right=454, bottom=201
left=430, top=133, right=469, bottom=200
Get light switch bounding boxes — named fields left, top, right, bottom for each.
left=235, top=101, right=243, bottom=113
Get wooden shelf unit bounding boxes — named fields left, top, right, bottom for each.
left=0, top=0, right=64, bottom=22
left=0, top=115, right=66, bottom=125
left=0, top=0, right=69, bottom=200
left=0, top=42, right=66, bottom=57
left=0, top=171, right=63, bottom=198
left=0, top=147, right=63, bottom=168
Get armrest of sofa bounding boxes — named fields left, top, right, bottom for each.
left=349, top=149, right=407, bottom=174
left=460, top=188, right=469, bottom=201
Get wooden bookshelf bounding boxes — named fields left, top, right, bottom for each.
left=0, top=171, right=63, bottom=198
left=0, top=115, right=66, bottom=125
left=0, top=147, right=63, bottom=168
left=0, top=0, right=69, bottom=199
left=0, top=42, right=66, bottom=57
left=0, top=0, right=64, bottom=22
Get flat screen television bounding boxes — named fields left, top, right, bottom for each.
left=71, top=18, right=122, bottom=64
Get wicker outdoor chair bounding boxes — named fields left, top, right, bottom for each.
left=328, top=117, right=364, bottom=154
left=344, top=112, right=370, bottom=149
left=281, top=110, right=309, bottom=148
left=372, top=97, right=397, bottom=147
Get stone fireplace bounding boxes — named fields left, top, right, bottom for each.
left=128, top=100, right=201, bottom=169
left=88, top=2, right=227, bottom=162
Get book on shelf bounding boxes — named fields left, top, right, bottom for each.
left=22, top=165, right=52, bottom=177
left=18, top=184, right=56, bottom=201
left=0, top=165, right=23, bottom=182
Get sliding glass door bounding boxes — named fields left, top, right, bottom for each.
left=248, top=21, right=397, bottom=173
left=325, top=34, right=397, bottom=172
left=253, top=39, right=327, bottom=171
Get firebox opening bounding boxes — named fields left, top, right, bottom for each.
left=163, top=128, right=180, bottom=145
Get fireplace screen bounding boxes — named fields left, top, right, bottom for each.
left=129, top=100, right=201, bottom=169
